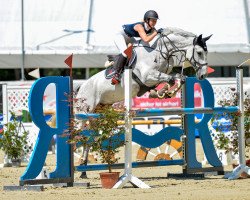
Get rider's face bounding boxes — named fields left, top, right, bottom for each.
left=148, top=19, right=157, bottom=28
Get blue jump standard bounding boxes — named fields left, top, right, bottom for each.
left=75, top=159, right=185, bottom=171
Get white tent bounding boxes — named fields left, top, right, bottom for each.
left=0, top=0, right=249, bottom=70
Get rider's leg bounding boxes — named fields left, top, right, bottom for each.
left=111, top=53, right=127, bottom=85
left=112, top=31, right=130, bottom=85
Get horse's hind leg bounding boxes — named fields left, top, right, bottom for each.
left=79, top=147, right=89, bottom=178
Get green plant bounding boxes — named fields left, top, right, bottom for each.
left=211, top=88, right=250, bottom=159
left=68, top=106, right=126, bottom=173
left=0, top=113, right=30, bottom=160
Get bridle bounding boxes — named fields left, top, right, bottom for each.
left=158, top=34, right=208, bottom=75
left=189, top=44, right=208, bottom=71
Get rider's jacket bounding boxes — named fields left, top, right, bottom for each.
left=122, top=22, right=153, bottom=37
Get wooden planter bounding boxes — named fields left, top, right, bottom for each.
left=99, top=172, right=120, bottom=189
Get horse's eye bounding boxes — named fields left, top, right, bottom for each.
left=197, top=52, right=202, bottom=56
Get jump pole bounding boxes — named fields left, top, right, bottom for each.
left=226, top=60, right=250, bottom=179
left=113, top=46, right=150, bottom=189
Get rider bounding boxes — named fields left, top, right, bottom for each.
left=111, top=10, right=164, bottom=85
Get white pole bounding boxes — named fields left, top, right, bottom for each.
left=113, top=65, right=150, bottom=189
left=21, top=0, right=25, bottom=80
left=124, top=67, right=132, bottom=176
left=86, top=0, right=94, bottom=45
left=226, top=62, right=250, bottom=179
left=237, top=67, right=245, bottom=166
left=85, top=68, right=90, bottom=79
left=2, top=84, right=8, bottom=124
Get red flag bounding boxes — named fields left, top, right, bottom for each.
left=65, top=54, right=73, bottom=69
left=207, top=66, right=215, bottom=74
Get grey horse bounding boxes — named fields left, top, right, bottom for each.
left=75, top=27, right=212, bottom=177
left=76, top=27, right=211, bottom=112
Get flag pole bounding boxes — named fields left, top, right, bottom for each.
left=64, top=53, right=74, bottom=186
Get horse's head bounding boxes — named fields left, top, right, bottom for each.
left=185, top=34, right=212, bottom=80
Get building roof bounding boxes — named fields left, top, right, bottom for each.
left=0, top=0, right=249, bottom=68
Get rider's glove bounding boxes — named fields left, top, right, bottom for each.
left=157, top=28, right=164, bottom=34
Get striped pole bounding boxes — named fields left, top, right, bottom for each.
left=135, top=107, right=239, bottom=117
left=117, top=119, right=199, bottom=125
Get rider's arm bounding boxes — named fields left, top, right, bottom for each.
left=134, top=24, right=157, bottom=43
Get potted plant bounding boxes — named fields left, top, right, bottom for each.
left=211, top=87, right=250, bottom=169
left=0, top=112, right=30, bottom=167
left=69, top=105, right=126, bottom=188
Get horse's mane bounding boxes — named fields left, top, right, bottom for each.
left=163, top=27, right=196, bottom=38
left=140, top=27, right=196, bottom=48
left=156, top=27, right=196, bottom=48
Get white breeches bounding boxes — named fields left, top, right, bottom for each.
left=114, top=29, right=136, bottom=56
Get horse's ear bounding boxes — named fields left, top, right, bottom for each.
left=197, top=34, right=203, bottom=41
left=193, top=34, right=202, bottom=45
left=202, top=34, right=213, bottom=42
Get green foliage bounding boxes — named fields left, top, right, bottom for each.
left=0, top=69, right=20, bottom=80
left=89, top=107, right=125, bottom=172
left=0, top=113, right=30, bottom=159
left=211, top=88, right=250, bottom=158
left=89, top=68, right=103, bottom=77
left=69, top=106, right=126, bottom=173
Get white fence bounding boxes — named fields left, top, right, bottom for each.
left=2, top=84, right=31, bottom=124
left=1, top=77, right=250, bottom=165
left=1, top=77, right=250, bottom=139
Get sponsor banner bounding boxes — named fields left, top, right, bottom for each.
left=132, top=83, right=202, bottom=108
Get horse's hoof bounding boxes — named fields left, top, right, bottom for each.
left=164, top=94, right=172, bottom=98
left=157, top=92, right=165, bottom=99
left=166, top=92, right=176, bottom=98
left=79, top=172, right=88, bottom=179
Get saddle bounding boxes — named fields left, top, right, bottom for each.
left=104, top=49, right=181, bottom=98
left=104, top=50, right=137, bottom=79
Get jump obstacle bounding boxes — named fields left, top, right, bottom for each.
left=5, top=66, right=248, bottom=189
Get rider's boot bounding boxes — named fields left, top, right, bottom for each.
left=111, top=54, right=127, bottom=85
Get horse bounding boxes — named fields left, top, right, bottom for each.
left=76, top=27, right=212, bottom=113
left=75, top=27, right=212, bottom=177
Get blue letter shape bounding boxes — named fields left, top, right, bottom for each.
left=20, top=76, right=71, bottom=180
left=185, top=78, right=222, bottom=168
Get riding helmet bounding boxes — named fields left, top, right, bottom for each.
left=144, top=10, right=159, bottom=21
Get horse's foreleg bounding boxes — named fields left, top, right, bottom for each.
left=145, top=70, right=175, bottom=86
left=149, top=84, right=170, bottom=99
left=146, top=70, right=182, bottom=99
